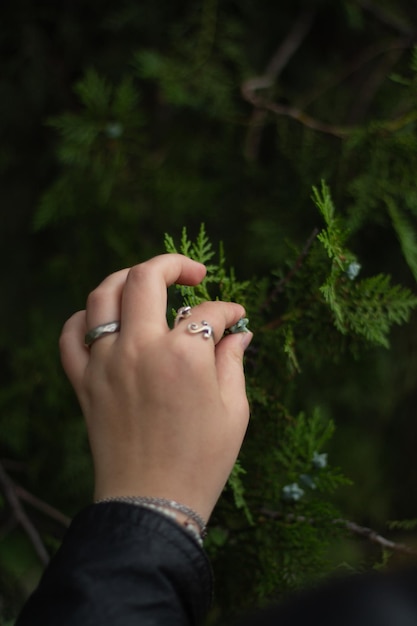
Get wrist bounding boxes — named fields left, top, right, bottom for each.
left=95, top=496, right=207, bottom=546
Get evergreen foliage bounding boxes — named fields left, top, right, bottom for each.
left=164, top=213, right=415, bottom=607
left=2, top=0, right=417, bottom=622
left=314, top=181, right=417, bottom=348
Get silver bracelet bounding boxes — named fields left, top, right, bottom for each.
left=96, top=496, right=207, bottom=546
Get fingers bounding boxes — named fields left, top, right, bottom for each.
left=61, top=254, right=248, bottom=397
left=120, top=255, right=206, bottom=342
left=81, top=268, right=131, bottom=358
left=83, top=255, right=206, bottom=352
left=216, top=331, right=253, bottom=426
left=85, top=269, right=130, bottom=331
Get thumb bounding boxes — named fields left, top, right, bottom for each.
left=216, top=331, right=253, bottom=424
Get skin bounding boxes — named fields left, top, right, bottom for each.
left=59, top=254, right=253, bottom=523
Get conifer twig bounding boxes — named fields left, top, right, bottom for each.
left=0, top=462, right=50, bottom=565
left=259, top=507, right=417, bottom=557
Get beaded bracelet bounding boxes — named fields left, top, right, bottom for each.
left=96, top=496, right=207, bottom=546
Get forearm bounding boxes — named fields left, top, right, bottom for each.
left=16, top=503, right=213, bottom=626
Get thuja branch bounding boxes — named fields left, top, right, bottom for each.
left=0, top=461, right=50, bottom=565
left=259, top=508, right=417, bottom=558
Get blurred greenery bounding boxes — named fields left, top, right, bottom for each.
left=1, top=0, right=417, bottom=622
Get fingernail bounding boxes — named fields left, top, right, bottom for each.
left=241, top=331, right=253, bottom=351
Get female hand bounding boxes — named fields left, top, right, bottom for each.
left=59, top=254, right=252, bottom=522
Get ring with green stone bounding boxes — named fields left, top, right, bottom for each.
left=224, top=317, right=250, bottom=336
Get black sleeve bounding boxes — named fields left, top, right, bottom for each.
left=16, top=502, right=213, bottom=626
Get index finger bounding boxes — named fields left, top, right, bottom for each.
left=120, top=254, right=206, bottom=341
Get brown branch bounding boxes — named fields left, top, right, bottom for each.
left=0, top=462, right=50, bottom=565
left=356, top=0, right=416, bottom=38
left=300, top=38, right=410, bottom=111
left=265, top=9, right=316, bottom=78
left=347, top=46, right=407, bottom=124
left=243, top=9, right=315, bottom=160
left=244, top=85, right=417, bottom=140
left=242, top=80, right=352, bottom=139
left=242, top=34, right=413, bottom=140
left=259, top=508, right=417, bottom=558
left=338, top=518, right=417, bottom=557
left=267, top=102, right=351, bottom=138
left=14, top=484, right=71, bottom=528
left=242, top=82, right=353, bottom=139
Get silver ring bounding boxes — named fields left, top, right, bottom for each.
left=85, top=321, right=121, bottom=347
left=174, top=306, right=192, bottom=327
left=187, top=320, right=214, bottom=340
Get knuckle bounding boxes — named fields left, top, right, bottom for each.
left=86, top=285, right=109, bottom=311
left=59, top=311, right=84, bottom=346
left=127, top=263, right=148, bottom=284
left=170, top=333, right=211, bottom=369
left=170, top=335, right=191, bottom=360
left=59, top=317, right=72, bottom=339
left=58, top=327, right=68, bottom=353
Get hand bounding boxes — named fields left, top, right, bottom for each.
left=59, top=254, right=252, bottom=522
